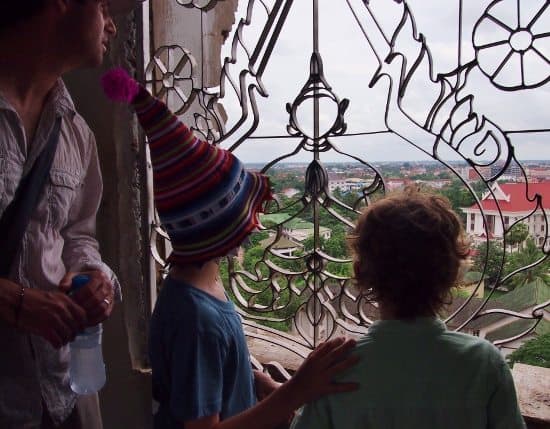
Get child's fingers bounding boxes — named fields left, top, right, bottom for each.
left=333, top=338, right=357, bottom=356
left=312, top=337, right=346, bottom=357
left=305, top=337, right=345, bottom=363
left=326, top=353, right=360, bottom=376
left=320, top=337, right=354, bottom=358
left=319, top=338, right=357, bottom=367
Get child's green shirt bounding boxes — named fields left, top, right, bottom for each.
left=291, top=318, right=525, bottom=429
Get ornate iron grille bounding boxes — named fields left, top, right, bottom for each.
left=146, top=0, right=550, bottom=365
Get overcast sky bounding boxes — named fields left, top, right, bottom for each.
left=215, top=0, right=549, bottom=164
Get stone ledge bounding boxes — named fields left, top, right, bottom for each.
left=512, top=363, right=550, bottom=426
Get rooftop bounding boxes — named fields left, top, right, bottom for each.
left=466, top=279, right=550, bottom=331
left=466, top=182, right=550, bottom=213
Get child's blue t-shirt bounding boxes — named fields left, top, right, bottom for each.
left=149, top=276, right=256, bottom=428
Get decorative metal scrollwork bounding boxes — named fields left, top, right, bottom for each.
left=286, top=53, right=350, bottom=144
left=148, top=0, right=550, bottom=358
left=175, top=0, right=222, bottom=10
left=473, top=0, right=550, bottom=90
left=145, top=45, right=198, bottom=114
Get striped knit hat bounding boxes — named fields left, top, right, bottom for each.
left=101, top=68, right=272, bottom=264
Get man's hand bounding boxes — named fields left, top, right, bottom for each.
left=59, top=270, right=114, bottom=326
left=17, top=287, right=88, bottom=349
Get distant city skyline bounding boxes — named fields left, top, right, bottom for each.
left=243, top=159, right=550, bottom=167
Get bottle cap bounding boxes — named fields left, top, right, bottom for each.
left=70, top=274, right=90, bottom=294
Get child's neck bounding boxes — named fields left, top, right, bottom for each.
left=379, top=303, right=436, bottom=320
left=170, top=260, right=227, bottom=302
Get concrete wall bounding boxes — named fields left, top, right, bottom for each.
left=64, top=8, right=152, bottom=429
left=150, top=0, right=238, bottom=124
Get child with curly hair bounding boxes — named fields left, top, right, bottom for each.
left=291, top=188, right=525, bottom=429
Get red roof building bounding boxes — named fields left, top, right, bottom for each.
left=462, top=182, right=550, bottom=247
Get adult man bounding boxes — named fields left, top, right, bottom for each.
left=0, top=1, right=138, bottom=427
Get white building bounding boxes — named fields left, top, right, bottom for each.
left=283, top=219, right=332, bottom=242
left=462, top=182, right=550, bottom=247
left=328, top=178, right=367, bottom=193
left=261, top=214, right=332, bottom=243
left=280, top=188, right=300, bottom=198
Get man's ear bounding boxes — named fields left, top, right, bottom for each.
left=35, top=0, right=69, bottom=26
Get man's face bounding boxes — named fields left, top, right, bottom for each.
left=64, top=0, right=117, bottom=68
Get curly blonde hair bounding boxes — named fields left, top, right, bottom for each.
left=349, top=187, right=470, bottom=319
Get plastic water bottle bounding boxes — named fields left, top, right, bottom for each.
left=69, top=274, right=106, bottom=394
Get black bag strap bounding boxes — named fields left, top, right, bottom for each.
left=0, top=117, right=63, bottom=277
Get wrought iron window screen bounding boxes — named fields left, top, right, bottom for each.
left=146, top=0, right=550, bottom=364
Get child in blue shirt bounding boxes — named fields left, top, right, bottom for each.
left=291, top=188, right=526, bottom=429
left=102, top=68, right=358, bottom=429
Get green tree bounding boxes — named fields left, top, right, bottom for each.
left=472, top=241, right=505, bottom=286
left=440, top=179, right=476, bottom=220
left=302, top=235, right=327, bottom=252
left=269, top=173, right=304, bottom=193
left=324, top=230, right=349, bottom=259
left=270, top=250, right=305, bottom=273
left=326, top=261, right=353, bottom=277
left=507, top=333, right=550, bottom=368
left=248, top=230, right=270, bottom=247
left=243, top=246, right=267, bottom=274
left=504, top=238, right=550, bottom=290
left=505, top=222, right=529, bottom=251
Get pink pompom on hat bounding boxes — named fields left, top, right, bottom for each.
left=101, top=68, right=272, bottom=265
